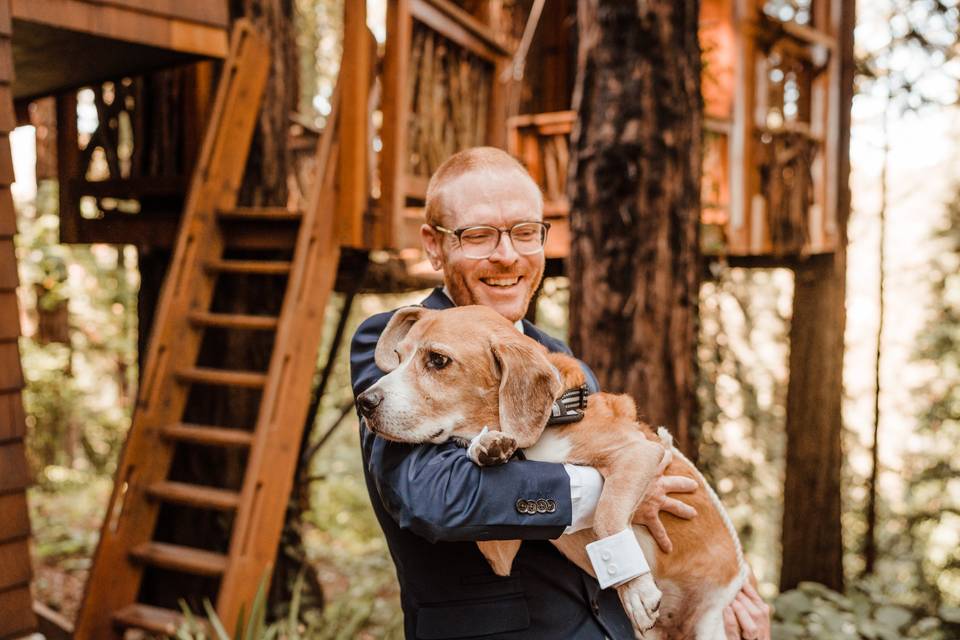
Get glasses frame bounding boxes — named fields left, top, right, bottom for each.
left=432, top=221, right=552, bottom=259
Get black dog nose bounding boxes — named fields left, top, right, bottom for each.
left=357, top=388, right=384, bottom=418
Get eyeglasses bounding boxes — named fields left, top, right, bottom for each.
left=432, top=221, right=551, bottom=259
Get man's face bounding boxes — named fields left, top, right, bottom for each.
left=420, top=169, right=545, bottom=323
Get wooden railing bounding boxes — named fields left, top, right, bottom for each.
left=377, top=0, right=511, bottom=251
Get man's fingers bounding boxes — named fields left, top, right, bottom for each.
left=742, top=579, right=766, bottom=608
left=732, top=599, right=759, bottom=640
left=662, top=497, right=697, bottom=519
left=648, top=518, right=673, bottom=554
left=736, top=591, right=763, bottom=619
left=722, top=605, right=739, bottom=640
left=661, top=475, right=698, bottom=494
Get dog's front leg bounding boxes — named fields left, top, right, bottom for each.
left=592, top=447, right=665, bottom=635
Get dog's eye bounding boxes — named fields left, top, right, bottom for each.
left=426, top=351, right=450, bottom=370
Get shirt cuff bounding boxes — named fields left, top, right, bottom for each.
left=563, top=463, right=604, bottom=534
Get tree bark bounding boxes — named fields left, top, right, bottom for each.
left=779, top=0, right=856, bottom=593
left=567, top=0, right=702, bottom=456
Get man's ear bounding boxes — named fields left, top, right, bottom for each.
left=420, top=224, right=443, bottom=271
left=375, top=306, right=429, bottom=372
left=491, top=338, right=563, bottom=448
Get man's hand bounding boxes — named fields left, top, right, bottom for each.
left=633, top=449, right=698, bottom=553
left=723, top=579, right=771, bottom=640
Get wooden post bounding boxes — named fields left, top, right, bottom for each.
left=378, top=0, right=412, bottom=249
left=55, top=92, right=79, bottom=244
left=337, top=0, right=370, bottom=248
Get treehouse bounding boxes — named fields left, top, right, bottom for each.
left=0, top=0, right=854, bottom=637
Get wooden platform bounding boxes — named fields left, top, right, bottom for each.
left=10, top=0, right=229, bottom=100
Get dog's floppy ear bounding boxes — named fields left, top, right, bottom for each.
left=491, top=338, right=563, bottom=448
left=375, top=306, right=429, bottom=372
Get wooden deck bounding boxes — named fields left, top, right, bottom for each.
left=0, top=1, right=37, bottom=637
left=11, top=0, right=229, bottom=100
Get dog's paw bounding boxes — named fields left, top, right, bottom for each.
left=468, top=431, right=518, bottom=466
left=616, top=573, right=661, bottom=634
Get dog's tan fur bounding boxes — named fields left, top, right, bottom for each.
left=361, top=305, right=744, bottom=638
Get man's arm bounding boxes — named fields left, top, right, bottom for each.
left=352, top=312, right=574, bottom=543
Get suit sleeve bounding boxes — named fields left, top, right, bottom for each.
left=350, top=313, right=574, bottom=543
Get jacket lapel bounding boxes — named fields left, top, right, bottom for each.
left=420, top=288, right=456, bottom=311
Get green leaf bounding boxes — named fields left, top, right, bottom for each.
left=203, top=599, right=232, bottom=640
left=875, top=604, right=914, bottom=631
left=774, top=590, right=814, bottom=621
left=938, top=606, right=960, bottom=624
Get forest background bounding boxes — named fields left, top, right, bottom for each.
left=8, top=0, right=960, bottom=638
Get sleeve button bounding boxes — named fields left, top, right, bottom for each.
left=516, top=498, right=529, bottom=514
left=607, top=564, right=618, bottom=575
left=546, top=499, right=556, bottom=513
left=536, top=498, right=549, bottom=513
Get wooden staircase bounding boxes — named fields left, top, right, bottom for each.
left=74, top=19, right=342, bottom=638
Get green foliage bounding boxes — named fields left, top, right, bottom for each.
left=16, top=179, right=138, bottom=477
left=772, top=581, right=960, bottom=640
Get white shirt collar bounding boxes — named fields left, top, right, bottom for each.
left=442, top=286, right=525, bottom=334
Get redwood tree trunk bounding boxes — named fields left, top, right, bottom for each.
left=779, top=0, right=855, bottom=593
left=567, top=0, right=702, bottom=456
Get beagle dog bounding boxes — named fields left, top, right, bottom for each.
left=358, top=304, right=747, bottom=639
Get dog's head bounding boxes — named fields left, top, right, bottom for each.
left=356, top=305, right=563, bottom=447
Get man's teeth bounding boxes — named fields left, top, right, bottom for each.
left=483, top=277, right=520, bottom=287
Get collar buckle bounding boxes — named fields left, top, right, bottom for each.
left=547, top=383, right=590, bottom=426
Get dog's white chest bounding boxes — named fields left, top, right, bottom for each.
left=523, top=429, right=573, bottom=463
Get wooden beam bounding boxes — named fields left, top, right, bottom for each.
left=410, top=0, right=510, bottom=62
left=11, top=0, right=229, bottom=58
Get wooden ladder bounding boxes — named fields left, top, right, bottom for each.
left=74, top=20, right=342, bottom=638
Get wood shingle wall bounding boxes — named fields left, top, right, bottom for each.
left=0, top=0, right=37, bottom=637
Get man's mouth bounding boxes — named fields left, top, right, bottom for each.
left=480, top=275, right=523, bottom=288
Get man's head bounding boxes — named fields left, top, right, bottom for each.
left=420, top=147, right=546, bottom=323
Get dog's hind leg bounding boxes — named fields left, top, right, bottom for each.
left=476, top=540, right=522, bottom=576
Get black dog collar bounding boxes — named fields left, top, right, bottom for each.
left=547, top=384, right=590, bottom=426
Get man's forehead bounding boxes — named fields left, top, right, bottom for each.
left=443, top=169, right=542, bottom=225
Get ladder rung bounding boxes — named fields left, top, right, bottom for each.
left=206, top=259, right=292, bottom=275
left=160, top=423, right=255, bottom=448
left=146, top=481, right=241, bottom=511
left=217, top=206, right=302, bottom=221
left=175, top=366, right=267, bottom=388
left=113, top=603, right=206, bottom=635
left=130, top=542, right=228, bottom=577
left=188, top=310, right=279, bottom=331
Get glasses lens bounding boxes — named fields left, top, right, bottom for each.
left=458, top=227, right=500, bottom=258
left=510, top=222, right=547, bottom=255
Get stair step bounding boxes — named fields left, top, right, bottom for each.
left=188, top=310, right=279, bottom=331
left=175, top=366, right=267, bottom=388
left=146, top=481, right=241, bottom=511
left=113, top=603, right=207, bottom=635
left=130, top=542, right=228, bottom=577
left=206, top=259, right=292, bottom=275
left=217, top=206, right=302, bottom=221
left=160, top=423, right=255, bottom=448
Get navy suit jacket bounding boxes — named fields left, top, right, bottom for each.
left=350, top=288, right=634, bottom=639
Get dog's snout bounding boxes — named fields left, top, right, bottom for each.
left=357, top=388, right=384, bottom=418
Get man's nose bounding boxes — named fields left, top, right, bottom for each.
left=356, top=388, right=384, bottom=418
left=488, top=232, right=519, bottom=264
